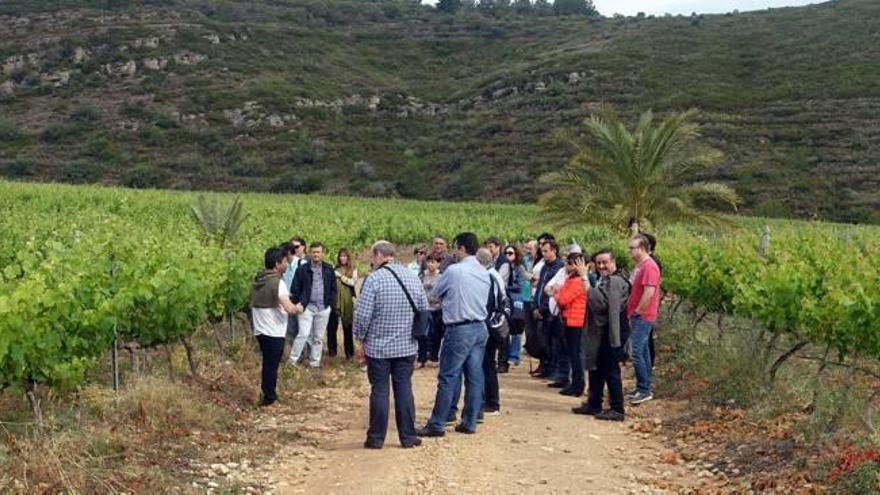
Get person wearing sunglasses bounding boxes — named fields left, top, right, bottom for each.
left=407, top=244, right=427, bottom=275
left=284, top=236, right=308, bottom=343
left=502, top=245, right=528, bottom=371
left=552, top=252, right=589, bottom=397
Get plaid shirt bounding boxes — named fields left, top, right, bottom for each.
left=354, top=262, right=429, bottom=359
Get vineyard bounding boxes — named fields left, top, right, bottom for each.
left=1, top=179, right=879, bottom=421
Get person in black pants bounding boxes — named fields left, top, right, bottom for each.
left=422, top=254, right=445, bottom=364
left=478, top=248, right=507, bottom=414
left=573, top=250, right=630, bottom=421
left=353, top=241, right=428, bottom=449
left=251, top=247, right=303, bottom=406
left=327, top=249, right=358, bottom=359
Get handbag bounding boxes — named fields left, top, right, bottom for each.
left=382, top=266, right=431, bottom=340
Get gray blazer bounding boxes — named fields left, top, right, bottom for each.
left=584, top=273, right=630, bottom=371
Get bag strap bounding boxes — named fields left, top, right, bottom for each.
left=381, top=265, right=417, bottom=313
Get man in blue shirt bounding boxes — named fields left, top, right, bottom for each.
left=417, top=232, right=491, bottom=436
left=354, top=241, right=429, bottom=449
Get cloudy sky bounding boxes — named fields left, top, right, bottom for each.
left=422, top=1, right=820, bottom=16
left=591, top=0, right=817, bottom=16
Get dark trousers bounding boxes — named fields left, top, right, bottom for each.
left=326, top=308, right=354, bottom=358
left=497, top=327, right=511, bottom=368
left=366, top=355, right=417, bottom=447
left=482, top=334, right=501, bottom=411
left=547, top=315, right=570, bottom=383
left=428, top=310, right=444, bottom=362
left=586, top=338, right=625, bottom=414
left=256, top=334, right=285, bottom=403
left=564, top=327, right=585, bottom=394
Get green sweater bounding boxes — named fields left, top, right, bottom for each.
left=251, top=270, right=282, bottom=309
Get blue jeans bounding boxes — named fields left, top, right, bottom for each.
left=508, top=333, right=521, bottom=364
left=426, top=322, right=488, bottom=433
left=630, top=316, right=654, bottom=394
left=366, top=355, right=417, bottom=447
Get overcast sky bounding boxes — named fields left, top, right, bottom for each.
left=591, top=0, right=817, bottom=16
left=422, top=1, right=820, bottom=16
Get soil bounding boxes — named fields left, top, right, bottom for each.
left=264, top=361, right=701, bottom=494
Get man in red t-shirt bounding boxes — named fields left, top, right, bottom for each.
left=626, top=234, right=662, bottom=404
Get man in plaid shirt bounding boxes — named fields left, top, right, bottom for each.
left=354, top=240, right=429, bottom=449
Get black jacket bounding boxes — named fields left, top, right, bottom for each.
left=290, top=261, right=337, bottom=309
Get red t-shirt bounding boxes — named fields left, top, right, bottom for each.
left=626, top=257, right=661, bottom=322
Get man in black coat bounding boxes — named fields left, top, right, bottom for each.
left=288, top=242, right=337, bottom=369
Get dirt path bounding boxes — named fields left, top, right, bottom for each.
left=267, top=361, right=696, bottom=494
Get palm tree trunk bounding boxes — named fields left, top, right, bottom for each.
left=630, top=219, right=640, bottom=237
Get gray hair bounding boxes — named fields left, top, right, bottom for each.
left=476, top=247, right=493, bottom=268
left=371, top=240, right=396, bottom=257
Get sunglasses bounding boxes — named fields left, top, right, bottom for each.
left=505, top=251, right=515, bottom=255
left=292, top=244, right=302, bottom=249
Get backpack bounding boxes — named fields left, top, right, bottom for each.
left=486, top=274, right=510, bottom=330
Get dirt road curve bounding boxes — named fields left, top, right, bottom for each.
left=269, top=361, right=695, bottom=494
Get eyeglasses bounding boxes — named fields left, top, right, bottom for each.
left=292, top=244, right=302, bottom=249
left=505, top=251, right=515, bottom=256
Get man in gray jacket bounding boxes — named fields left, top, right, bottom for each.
left=572, top=249, right=630, bottom=421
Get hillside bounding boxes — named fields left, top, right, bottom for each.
left=0, top=0, right=878, bottom=223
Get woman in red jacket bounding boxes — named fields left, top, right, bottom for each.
left=553, top=252, right=588, bottom=397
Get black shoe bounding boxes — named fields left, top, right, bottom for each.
left=498, top=364, right=510, bottom=374
left=401, top=438, right=423, bottom=448
left=595, top=410, right=625, bottom=422
left=454, top=424, right=476, bottom=434
left=445, top=415, right=457, bottom=426
left=415, top=427, right=445, bottom=438
left=572, top=404, right=602, bottom=416
left=258, top=398, right=277, bottom=407
left=547, top=381, right=568, bottom=389
left=363, top=440, right=383, bottom=449
left=529, top=366, right=546, bottom=376
left=559, top=388, right=583, bottom=397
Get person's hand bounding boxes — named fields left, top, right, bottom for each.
left=533, top=309, right=542, bottom=321
left=545, top=285, right=557, bottom=296
left=574, top=258, right=590, bottom=277
left=294, top=303, right=305, bottom=314
left=355, top=345, right=367, bottom=365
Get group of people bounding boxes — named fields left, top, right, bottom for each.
left=249, top=231, right=663, bottom=449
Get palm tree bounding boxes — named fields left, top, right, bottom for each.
left=190, top=194, right=248, bottom=248
left=539, top=106, right=739, bottom=235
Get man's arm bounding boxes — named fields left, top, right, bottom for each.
left=634, top=285, right=656, bottom=316
left=429, top=269, right=451, bottom=302
left=497, top=263, right=510, bottom=289
left=353, top=277, right=376, bottom=341
left=278, top=292, right=302, bottom=315
left=289, top=264, right=304, bottom=304
left=327, top=265, right=337, bottom=307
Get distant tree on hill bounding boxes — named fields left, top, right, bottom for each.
left=513, top=0, right=533, bottom=14
left=553, top=0, right=598, bottom=16
left=436, top=0, right=462, bottom=14
left=533, top=0, right=552, bottom=16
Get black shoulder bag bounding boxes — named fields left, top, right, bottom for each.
left=382, top=266, right=432, bottom=339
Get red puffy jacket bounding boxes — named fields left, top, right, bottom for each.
left=555, top=275, right=587, bottom=328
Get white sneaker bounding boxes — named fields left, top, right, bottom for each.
left=629, top=392, right=654, bottom=405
